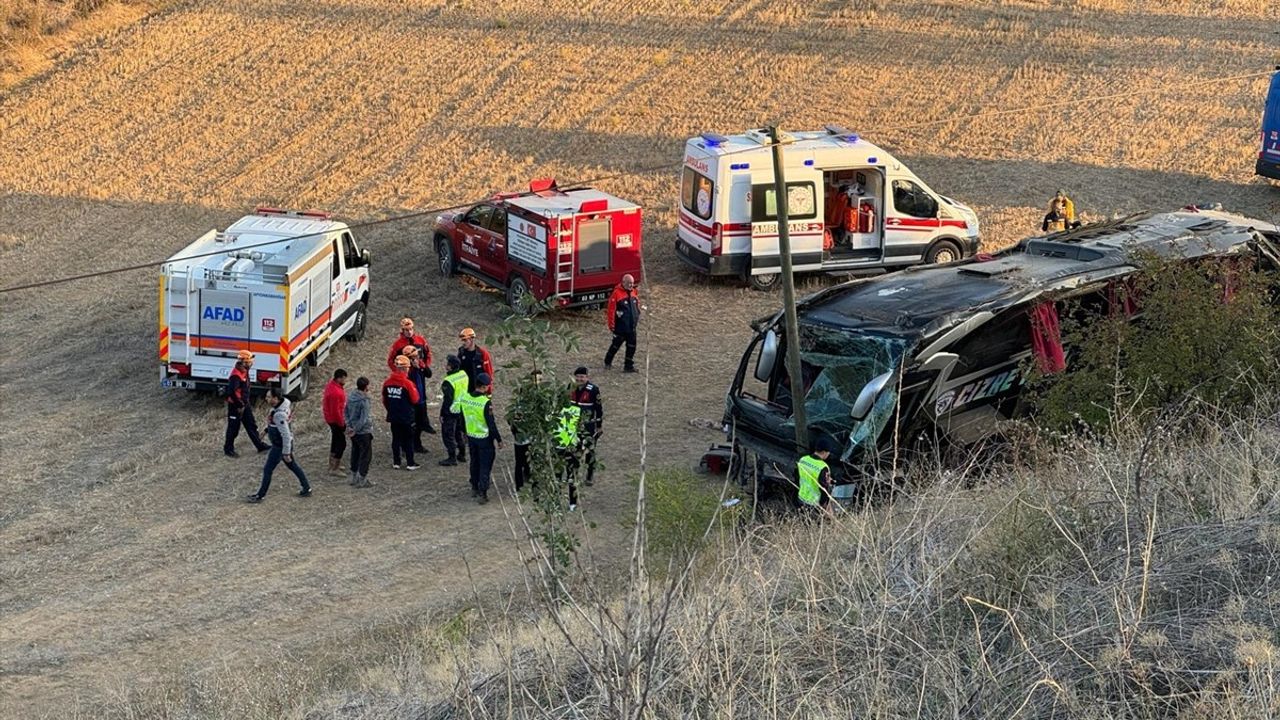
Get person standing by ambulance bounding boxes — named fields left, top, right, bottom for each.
left=438, top=355, right=468, bottom=466
left=603, top=275, right=640, bottom=373
left=382, top=355, right=421, bottom=470
left=225, top=349, right=269, bottom=457
left=457, top=372, right=503, bottom=504
left=246, top=388, right=311, bottom=503
left=457, top=327, right=495, bottom=393
left=322, top=368, right=348, bottom=475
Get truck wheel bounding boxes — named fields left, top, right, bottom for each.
left=925, top=239, right=963, bottom=264
left=344, top=301, right=367, bottom=343
left=287, top=364, right=311, bottom=401
left=748, top=272, right=781, bottom=291
left=506, top=276, right=535, bottom=315
left=437, top=235, right=457, bottom=277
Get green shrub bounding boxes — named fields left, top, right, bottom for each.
left=637, top=468, right=743, bottom=566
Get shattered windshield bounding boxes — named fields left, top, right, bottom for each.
left=796, top=323, right=911, bottom=430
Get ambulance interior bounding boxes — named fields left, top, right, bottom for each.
left=822, top=168, right=883, bottom=259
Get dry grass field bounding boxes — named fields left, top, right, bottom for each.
left=1, top=0, right=1279, bottom=715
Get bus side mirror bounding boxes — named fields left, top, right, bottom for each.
left=851, top=371, right=893, bottom=421
left=754, top=330, right=779, bottom=382
left=361, top=249, right=371, bottom=266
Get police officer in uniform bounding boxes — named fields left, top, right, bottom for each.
left=224, top=349, right=269, bottom=457
left=569, top=366, right=603, bottom=486
left=438, top=355, right=469, bottom=466
left=555, top=401, right=583, bottom=511
left=796, top=436, right=836, bottom=518
left=457, top=372, right=503, bottom=503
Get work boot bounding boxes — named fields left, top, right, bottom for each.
left=348, top=470, right=357, bottom=486
left=355, top=475, right=373, bottom=488
left=623, top=366, right=638, bottom=374
left=225, top=449, right=239, bottom=458
left=438, top=457, right=457, bottom=466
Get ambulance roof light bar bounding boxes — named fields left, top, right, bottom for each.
left=700, top=132, right=729, bottom=148
left=824, top=124, right=858, bottom=143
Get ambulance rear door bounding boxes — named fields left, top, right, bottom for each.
left=749, top=169, right=824, bottom=276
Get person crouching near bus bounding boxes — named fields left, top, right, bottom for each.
left=458, top=372, right=503, bottom=504
left=224, top=349, right=269, bottom=457
left=438, top=355, right=468, bottom=466
left=246, top=387, right=311, bottom=503
left=344, top=376, right=374, bottom=488
left=604, top=275, right=640, bottom=373
left=383, top=355, right=421, bottom=470
left=796, top=436, right=836, bottom=519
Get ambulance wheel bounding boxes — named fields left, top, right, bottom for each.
left=287, top=364, right=311, bottom=402
left=925, top=239, right=963, bottom=264
left=748, top=272, right=780, bottom=291
left=506, top=276, right=535, bottom=316
left=436, top=235, right=457, bottom=277
left=345, top=301, right=367, bottom=343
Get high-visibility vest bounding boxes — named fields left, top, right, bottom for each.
left=556, top=405, right=581, bottom=449
left=458, top=392, right=492, bottom=439
left=796, top=454, right=828, bottom=507
left=445, top=370, right=469, bottom=414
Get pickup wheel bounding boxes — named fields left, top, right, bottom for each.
left=437, top=235, right=457, bottom=277
left=344, top=301, right=367, bottom=343
left=506, top=276, right=535, bottom=316
left=287, top=363, right=311, bottom=402
left=748, top=272, right=781, bottom=292
left=925, top=239, right=963, bottom=264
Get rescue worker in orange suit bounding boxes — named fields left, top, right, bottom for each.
left=457, top=327, right=495, bottom=393
left=569, top=366, right=603, bottom=486
left=603, top=274, right=640, bottom=373
left=224, top=349, right=269, bottom=457
left=382, top=355, right=421, bottom=470
left=387, top=316, right=433, bottom=372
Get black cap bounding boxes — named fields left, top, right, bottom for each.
left=815, top=436, right=837, bottom=454
left=476, top=372, right=492, bottom=386
left=446, top=354, right=460, bottom=370
left=574, top=366, right=589, bottom=376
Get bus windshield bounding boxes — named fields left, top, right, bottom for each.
left=796, top=323, right=911, bottom=428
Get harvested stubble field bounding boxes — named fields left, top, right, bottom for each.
left=1, top=0, right=1278, bottom=715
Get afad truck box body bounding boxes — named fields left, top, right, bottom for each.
left=159, top=208, right=371, bottom=399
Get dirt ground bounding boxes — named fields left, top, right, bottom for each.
left=1, top=0, right=1278, bottom=714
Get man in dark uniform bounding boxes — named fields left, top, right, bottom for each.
left=569, top=366, right=603, bottom=486
left=457, top=372, right=503, bottom=504
left=457, top=327, right=495, bottom=393
left=604, top=274, right=640, bottom=373
left=224, top=349, right=269, bottom=457
left=438, top=355, right=468, bottom=466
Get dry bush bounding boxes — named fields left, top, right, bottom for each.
left=71, top=400, right=1280, bottom=719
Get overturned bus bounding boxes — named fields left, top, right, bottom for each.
left=723, top=207, right=1280, bottom=494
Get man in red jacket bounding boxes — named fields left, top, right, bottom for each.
left=604, top=275, right=640, bottom=373
left=387, top=316, right=433, bottom=373
left=322, top=368, right=348, bottom=475
left=382, top=355, right=421, bottom=470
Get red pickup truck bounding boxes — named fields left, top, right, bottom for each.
left=434, top=179, right=644, bottom=313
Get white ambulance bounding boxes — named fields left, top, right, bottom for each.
left=159, top=208, right=372, bottom=400
left=675, top=127, right=981, bottom=290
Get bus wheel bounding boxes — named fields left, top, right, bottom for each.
left=748, top=272, right=780, bottom=291
left=506, top=276, right=535, bottom=315
left=925, top=239, right=962, bottom=264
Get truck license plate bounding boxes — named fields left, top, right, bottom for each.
left=579, top=291, right=607, bottom=302
left=162, top=379, right=195, bottom=389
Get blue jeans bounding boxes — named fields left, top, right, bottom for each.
left=256, top=444, right=310, bottom=498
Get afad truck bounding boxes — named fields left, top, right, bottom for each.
left=435, top=178, right=643, bottom=313
left=159, top=208, right=371, bottom=400
left=1258, top=68, right=1280, bottom=181
left=675, top=127, right=980, bottom=290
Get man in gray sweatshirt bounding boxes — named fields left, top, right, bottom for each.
left=344, top=376, right=375, bottom=487
left=246, top=388, right=311, bottom=502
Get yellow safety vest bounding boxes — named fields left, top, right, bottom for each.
left=445, top=370, right=469, bottom=414
left=556, top=405, right=581, bottom=449
left=796, top=454, right=828, bottom=507
left=458, top=392, right=491, bottom=439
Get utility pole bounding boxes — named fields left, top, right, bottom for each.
left=769, top=125, right=809, bottom=453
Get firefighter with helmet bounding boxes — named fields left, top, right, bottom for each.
left=224, top=349, right=269, bottom=457
left=457, top=327, right=495, bottom=394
